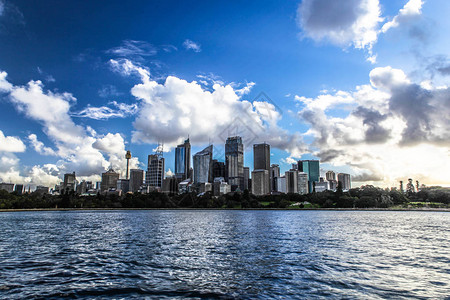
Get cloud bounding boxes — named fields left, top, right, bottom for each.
left=183, top=39, right=201, bottom=52
left=297, top=0, right=383, bottom=60
left=381, top=0, right=423, bottom=33
left=296, top=65, right=450, bottom=186
left=109, top=59, right=306, bottom=156
left=0, top=70, right=142, bottom=185
left=28, top=134, right=57, bottom=156
left=74, top=101, right=138, bottom=120
left=98, top=84, right=122, bottom=98
left=106, top=40, right=157, bottom=61
left=0, top=130, right=26, bottom=152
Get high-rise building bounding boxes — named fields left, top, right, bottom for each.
left=253, top=143, right=270, bottom=192
left=129, top=169, right=144, bottom=193
left=101, top=168, right=120, bottom=192
left=175, top=138, right=191, bottom=180
left=225, top=136, right=244, bottom=191
left=212, top=160, right=226, bottom=179
left=0, top=183, right=14, bottom=193
left=298, top=172, right=309, bottom=194
left=116, top=179, right=129, bottom=193
left=252, top=169, right=269, bottom=196
left=285, top=170, right=298, bottom=194
left=63, top=172, right=76, bottom=192
left=326, top=170, right=336, bottom=181
left=14, top=184, right=23, bottom=195
left=337, top=173, right=351, bottom=191
left=270, top=164, right=280, bottom=192
left=298, top=160, right=320, bottom=193
left=193, top=145, right=213, bottom=184
left=146, top=154, right=165, bottom=189
left=243, top=167, right=250, bottom=191
left=277, top=176, right=286, bottom=193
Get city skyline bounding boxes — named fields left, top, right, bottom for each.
left=0, top=0, right=450, bottom=188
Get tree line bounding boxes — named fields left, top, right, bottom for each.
left=0, top=185, right=449, bottom=210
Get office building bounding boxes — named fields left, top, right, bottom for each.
left=298, top=160, right=320, bottom=193
left=251, top=169, right=269, bottom=196
left=277, top=176, right=286, bottom=193
left=212, top=160, right=226, bottom=179
left=175, top=138, right=191, bottom=180
left=337, top=173, right=352, bottom=190
left=285, top=170, right=298, bottom=194
left=101, top=168, right=120, bottom=192
left=146, top=154, right=165, bottom=189
left=14, top=184, right=23, bottom=195
left=63, top=172, right=76, bottom=192
left=117, top=179, right=129, bottom=193
left=243, top=167, right=250, bottom=191
left=253, top=143, right=270, bottom=191
left=326, top=171, right=336, bottom=181
left=270, top=164, right=280, bottom=192
left=225, top=136, right=244, bottom=191
left=162, top=176, right=178, bottom=194
left=298, top=172, right=309, bottom=194
left=0, top=183, right=14, bottom=193
left=129, top=169, right=144, bottom=193
left=193, top=145, right=213, bottom=184
left=315, top=181, right=329, bottom=193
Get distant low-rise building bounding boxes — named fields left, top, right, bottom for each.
left=0, top=183, right=14, bottom=193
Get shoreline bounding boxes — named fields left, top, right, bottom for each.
left=0, top=207, right=449, bottom=212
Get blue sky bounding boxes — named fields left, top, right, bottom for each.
left=0, top=0, right=449, bottom=188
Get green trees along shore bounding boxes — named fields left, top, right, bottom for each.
left=0, top=185, right=449, bottom=210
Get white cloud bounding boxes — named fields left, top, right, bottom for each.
left=381, top=0, right=424, bottom=33
left=297, top=0, right=383, bottom=60
left=183, top=39, right=201, bottom=52
left=0, top=130, right=26, bottom=152
left=296, top=65, right=450, bottom=186
left=74, top=101, right=138, bottom=120
left=106, top=40, right=157, bottom=60
left=0, top=70, right=142, bottom=185
left=28, top=134, right=57, bottom=156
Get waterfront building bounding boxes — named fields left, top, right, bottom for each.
left=270, top=164, right=280, bottom=192
left=146, top=154, right=165, bottom=190
left=326, top=170, right=336, bottom=181
left=117, top=179, right=130, bottom=193
left=337, top=173, right=352, bottom=190
left=225, top=136, right=244, bottom=191
left=129, top=169, right=144, bottom=193
left=253, top=143, right=270, bottom=192
left=252, top=169, right=270, bottom=196
left=76, top=180, right=88, bottom=194
left=101, top=168, right=120, bottom=192
left=298, top=160, right=320, bottom=193
left=63, top=172, right=76, bottom=192
left=212, top=160, right=226, bottom=179
left=277, top=176, right=286, bottom=193
left=298, top=172, right=309, bottom=194
left=285, top=170, right=298, bottom=194
left=243, top=167, right=250, bottom=191
left=14, top=184, right=23, bottom=195
left=193, top=145, right=213, bottom=184
left=35, top=186, right=49, bottom=194
left=162, top=176, right=178, bottom=194
left=314, top=181, right=329, bottom=193
left=175, top=138, right=191, bottom=180
left=0, top=183, right=14, bottom=193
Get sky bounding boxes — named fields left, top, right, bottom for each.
left=0, top=0, right=449, bottom=188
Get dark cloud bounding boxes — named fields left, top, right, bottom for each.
left=353, top=107, right=391, bottom=143
left=315, top=149, right=345, bottom=163
left=352, top=172, right=384, bottom=182
left=299, top=0, right=361, bottom=32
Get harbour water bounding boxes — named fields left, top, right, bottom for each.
left=0, top=210, right=449, bottom=299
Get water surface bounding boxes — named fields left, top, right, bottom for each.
left=0, top=210, right=449, bottom=299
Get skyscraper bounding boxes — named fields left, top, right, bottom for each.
left=298, top=160, right=320, bottom=193
left=146, top=154, right=165, bottom=189
left=129, top=169, right=144, bottom=193
left=298, top=172, right=309, bottom=194
left=326, top=170, right=336, bottom=181
left=212, top=160, right=226, bottom=179
left=270, top=164, right=280, bottom=192
left=285, top=170, right=298, bottom=194
left=175, top=138, right=191, bottom=180
left=251, top=169, right=269, bottom=196
left=193, top=145, right=213, bottom=184
left=63, top=172, right=76, bottom=192
left=253, top=143, right=270, bottom=192
left=337, top=173, right=351, bottom=191
left=101, top=168, right=119, bottom=192
left=225, top=136, right=244, bottom=191
left=243, top=167, right=250, bottom=191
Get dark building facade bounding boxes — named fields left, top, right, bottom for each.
left=175, top=138, right=191, bottom=180
left=225, top=136, right=244, bottom=191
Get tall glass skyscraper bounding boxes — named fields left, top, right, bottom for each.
left=175, top=138, right=191, bottom=180
left=225, top=136, right=244, bottom=191
left=146, top=154, right=165, bottom=189
left=193, top=145, right=213, bottom=184
left=298, top=160, right=320, bottom=193
left=253, top=143, right=270, bottom=193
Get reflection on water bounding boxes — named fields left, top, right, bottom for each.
left=0, top=210, right=449, bottom=299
